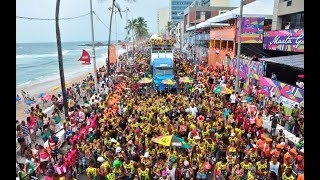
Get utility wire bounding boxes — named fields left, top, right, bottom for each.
left=16, top=13, right=90, bottom=20
left=93, top=12, right=126, bottom=36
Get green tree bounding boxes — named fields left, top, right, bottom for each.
left=165, top=21, right=174, bottom=38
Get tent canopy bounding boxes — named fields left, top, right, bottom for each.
left=186, top=22, right=229, bottom=32
left=206, top=0, right=274, bottom=23
left=260, top=54, right=304, bottom=69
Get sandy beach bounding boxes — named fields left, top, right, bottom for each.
left=16, top=71, right=90, bottom=122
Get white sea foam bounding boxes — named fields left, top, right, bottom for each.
left=16, top=50, right=70, bottom=59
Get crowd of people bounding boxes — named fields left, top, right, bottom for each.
left=16, top=46, right=304, bottom=180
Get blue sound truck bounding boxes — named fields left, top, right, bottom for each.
left=152, top=58, right=175, bottom=91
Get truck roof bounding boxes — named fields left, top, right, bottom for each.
left=153, top=58, right=173, bottom=66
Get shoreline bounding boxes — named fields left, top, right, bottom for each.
left=16, top=72, right=89, bottom=122
left=16, top=42, right=139, bottom=121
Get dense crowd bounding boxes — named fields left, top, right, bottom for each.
left=16, top=47, right=304, bottom=180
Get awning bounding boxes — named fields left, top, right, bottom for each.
left=260, top=54, right=304, bottom=69
left=206, top=0, right=274, bottom=23
left=186, top=22, right=229, bottom=32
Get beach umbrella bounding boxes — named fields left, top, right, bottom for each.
left=37, top=93, right=46, bottom=99
left=152, top=135, right=191, bottom=149
left=179, top=76, right=193, bottom=83
left=214, top=86, right=232, bottom=94
left=138, top=78, right=152, bottom=84
left=162, top=79, right=176, bottom=85
left=42, top=94, right=53, bottom=101
left=25, top=100, right=35, bottom=106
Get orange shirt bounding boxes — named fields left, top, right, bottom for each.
left=297, top=174, right=304, bottom=180
left=256, top=139, right=264, bottom=150
left=256, top=116, right=262, bottom=128
left=283, top=152, right=293, bottom=164
left=270, top=149, right=281, bottom=157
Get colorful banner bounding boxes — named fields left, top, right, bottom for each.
left=236, top=17, right=265, bottom=43
left=109, top=45, right=117, bottom=65
left=259, top=76, right=304, bottom=108
left=210, top=27, right=235, bottom=40
left=230, top=58, right=265, bottom=82
left=263, top=29, right=304, bottom=52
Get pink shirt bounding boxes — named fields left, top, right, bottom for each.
left=45, top=176, right=54, bottom=180
left=79, top=111, right=85, bottom=120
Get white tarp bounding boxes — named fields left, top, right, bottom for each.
left=206, top=0, right=274, bottom=23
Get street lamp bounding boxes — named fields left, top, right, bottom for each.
left=89, top=0, right=98, bottom=93
left=177, top=12, right=183, bottom=52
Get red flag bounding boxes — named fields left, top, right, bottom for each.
left=109, top=45, right=117, bottom=65
left=79, top=49, right=91, bottom=65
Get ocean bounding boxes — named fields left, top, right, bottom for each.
left=16, top=42, right=125, bottom=87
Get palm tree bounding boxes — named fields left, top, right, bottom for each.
left=127, top=18, right=137, bottom=59
left=127, top=17, right=148, bottom=45
left=165, top=21, right=174, bottom=38
left=55, top=0, right=69, bottom=118
left=99, top=0, right=136, bottom=74
left=135, top=17, right=148, bottom=43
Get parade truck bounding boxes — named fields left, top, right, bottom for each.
left=152, top=57, right=174, bottom=90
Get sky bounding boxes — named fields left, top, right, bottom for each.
left=16, top=0, right=169, bottom=43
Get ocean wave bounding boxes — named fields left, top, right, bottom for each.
left=16, top=50, right=70, bottom=59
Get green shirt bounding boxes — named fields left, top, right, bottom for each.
left=88, top=133, right=95, bottom=142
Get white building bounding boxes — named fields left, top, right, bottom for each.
left=157, top=7, right=170, bottom=36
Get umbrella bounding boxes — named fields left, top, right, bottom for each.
left=25, top=100, right=35, bottom=106
left=37, top=93, right=46, bottom=99
left=162, top=79, right=176, bottom=85
left=197, top=115, right=205, bottom=122
left=138, top=78, right=152, bottom=84
left=214, top=86, right=232, bottom=94
left=152, top=135, right=191, bottom=149
left=179, top=76, right=193, bottom=83
left=16, top=97, right=21, bottom=102
left=42, top=94, right=53, bottom=101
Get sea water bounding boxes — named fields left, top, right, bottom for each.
left=16, top=41, right=125, bottom=87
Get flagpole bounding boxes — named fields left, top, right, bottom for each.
left=90, top=0, right=98, bottom=92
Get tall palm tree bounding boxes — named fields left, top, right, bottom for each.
left=165, top=21, right=174, bottom=38
left=55, top=0, right=69, bottom=118
left=127, top=18, right=137, bottom=58
left=135, top=17, right=148, bottom=43
left=127, top=17, right=148, bottom=45
left=99, top=0, right=136, bottom=74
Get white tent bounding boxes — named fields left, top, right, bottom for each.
left=207, top=0, right=274, bottom=23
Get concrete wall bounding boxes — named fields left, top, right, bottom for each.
left=277, top=0, right=304, bottom=16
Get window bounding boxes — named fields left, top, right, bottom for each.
left=219, top=10, right=229, bottom=15
left=287, top=0, right=292, bottom=6
left=281, top=12, right=304, bottom=29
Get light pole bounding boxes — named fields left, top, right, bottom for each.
left=178, top=12, right=183, bottom=52
left=235, top=0, right=244, bottom=93
left=89, top=0, right=98, bottom=93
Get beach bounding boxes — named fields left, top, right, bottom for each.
left=16, top=68, right=93, bottom=122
